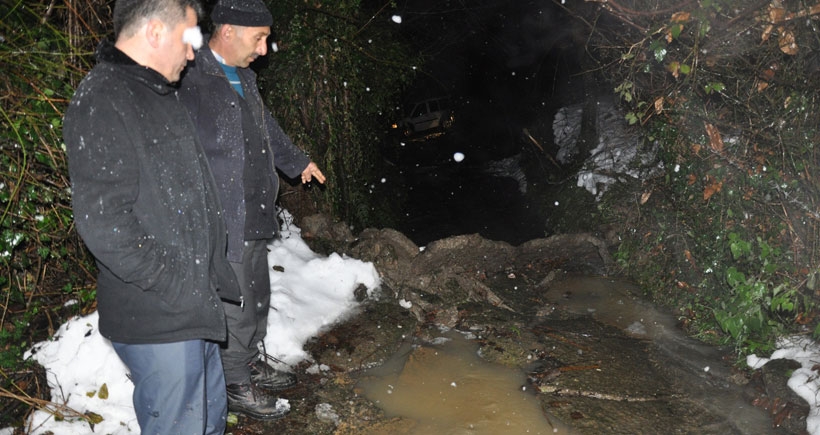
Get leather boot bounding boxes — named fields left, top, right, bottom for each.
left=226, top=382, right=290, bottom=420
left=250, top=358, right=298, bottom=392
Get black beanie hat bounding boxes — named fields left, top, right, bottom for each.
left=211, top=0, right=273, bottom=27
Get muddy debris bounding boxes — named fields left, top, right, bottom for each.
left=227, top=215, right=803, bottom=434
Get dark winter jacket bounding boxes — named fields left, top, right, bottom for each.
left=178, top=44, right=311, bottom=263
left=63, top=41, right=241, bottom=344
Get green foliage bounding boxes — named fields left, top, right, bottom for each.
left=0, top=319, right=30, bottom=369
left=715, top=233, right=804, bottom=354
left=0, top=0, right=104, bottom=424
left=703, top=81, right=725, bottom=95
left=579, top=0, right=820, bottom=357
left=259, top=0, right=417, bottom=230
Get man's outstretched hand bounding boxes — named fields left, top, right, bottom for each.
left=301, top=161, right=326, bottom=184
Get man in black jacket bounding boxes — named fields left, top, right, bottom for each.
left=179, top=0, right=326, bottom=421
left=63, top=0, right=241, bottom=433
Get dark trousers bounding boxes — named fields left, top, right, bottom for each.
left=223, top=239, right=271, bottom=385
left=112, top=340, right=226, bottom=435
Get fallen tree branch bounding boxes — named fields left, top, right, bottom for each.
left=601, top=0, right=698, bottom=18
left=537, top=383, right=682, bottom=401
left=0, top=385, right=90, bottom=424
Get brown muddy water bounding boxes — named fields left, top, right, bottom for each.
left=358, top=330, right=571, bottom=434
left=357, top=276, right=774, bottom=434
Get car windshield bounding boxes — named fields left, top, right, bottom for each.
left=407, top=98, right=448, bottom=117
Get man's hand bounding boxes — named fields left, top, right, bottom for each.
left=301, top=161, right=326, bottom=184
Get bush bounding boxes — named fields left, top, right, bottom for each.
left=1, top=0, right=106, bottom=426
left=571, top=0, right=820, bottom=356
left=260, top=0, right=418, bottom=231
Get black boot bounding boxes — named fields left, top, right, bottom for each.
left=226, top=382, right=290, bottom=421
left=250, top=358, right=298, bottom=392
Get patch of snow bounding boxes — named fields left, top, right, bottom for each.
left=17, top=211, right=380, bottom=434
left=554, top=99, right=663, bottom=200
left=748, top=336, right=820, bottom=435
left=315, top=403, right=341, bottom=425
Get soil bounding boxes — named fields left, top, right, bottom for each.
left=225, top=217, right=807, bottom=435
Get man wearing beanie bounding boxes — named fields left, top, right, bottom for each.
left=179, top=0, right=326, bottom=421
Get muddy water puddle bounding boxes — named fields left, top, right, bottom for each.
left=357, top=330, right=570, bottom=434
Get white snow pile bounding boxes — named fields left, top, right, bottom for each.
left=16, top=210, right=380, bottom=434
left=748, top=335, right=820, bottom=435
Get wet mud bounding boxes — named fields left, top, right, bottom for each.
left=226, top=230, right=802, bottom=435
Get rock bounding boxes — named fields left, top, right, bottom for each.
left=411, top=233, right=516, bottom=276
left=298, top=214, right=355, bottom=255
left=347, top=228, right=420, bottom=289
left=518, top=233, right=612, bottom=275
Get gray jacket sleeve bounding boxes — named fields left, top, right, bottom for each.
left=264, top=108, right=312, bottom=179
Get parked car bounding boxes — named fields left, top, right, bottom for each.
left=392, top=96, right=455, bottom=137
